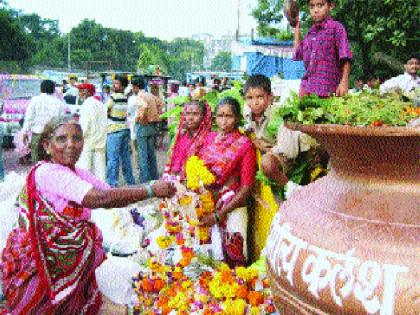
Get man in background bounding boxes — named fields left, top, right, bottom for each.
left=380, top=54, right=420, bottom=94
left=127, top=78, right=141, bottom=168
left=22, top=80, right=66, bottom=163
left=135, top=77, right=164, bottom=183
left=106, top=75, right=135, bottom=187
left=76, top=83, right=107, bottom=181
left=64, top=75, right=79, bottom=104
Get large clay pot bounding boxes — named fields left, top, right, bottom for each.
left=266, top=124, right=420, bottom=315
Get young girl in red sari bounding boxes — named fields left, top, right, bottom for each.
left=164, top=100, right=212, bottom=178
left=198, top=97, right=256, bottom=267
left=0, top=117, right=176, bottom=314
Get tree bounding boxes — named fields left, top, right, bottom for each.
left=137, top=43, right=168, bottom=73
left=0, top=8, right=32, bottom=70
left=211, top=51, right=232, bottom=71
left=167, top=38, right=205, bottom=81
left=252, top=0, right=285, bottom=38
left=251, top=0, right=420, bottom=81
left=69, top=19, right=140, bottom=71
left=1, top=3, right=206, bottom=80
left=17, top=13, right=63, bottom=67
left=333, top=0, right=419, bottom=80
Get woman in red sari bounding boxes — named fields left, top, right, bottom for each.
left=164, top=100, right=212, bottom=178
left=0, top=117, right=176, bottom=315
left=198, top=97, right=256, bottom=267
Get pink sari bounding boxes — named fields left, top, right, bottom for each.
left=199, top=130, right=256, bottom=267
left=1, top=163, right=105, bottom=315
left=166, top=102, right=212, bottom=177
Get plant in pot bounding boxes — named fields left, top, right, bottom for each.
left=265, top=92, right=420, bottom=314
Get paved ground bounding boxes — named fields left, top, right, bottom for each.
left=2, top=135, right=170, bottom=185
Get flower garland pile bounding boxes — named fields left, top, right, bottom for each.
left=131, top=156, right=277, bottom=314
left=132, top=260, right=276, bottom=315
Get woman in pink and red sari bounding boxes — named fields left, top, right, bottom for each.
left=164, top=100, right=212, bottom=179
left=0, top=117, right=176, bottom=315
left=198, top=97, right=256, bottom=267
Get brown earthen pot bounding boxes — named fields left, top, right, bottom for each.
left=266, top=123, right=420, bottom=315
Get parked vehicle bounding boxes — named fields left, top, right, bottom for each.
left=0, top=74, right=43, bottom=147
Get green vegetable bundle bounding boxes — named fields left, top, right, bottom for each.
left=275, top=91, right=417, bottom=127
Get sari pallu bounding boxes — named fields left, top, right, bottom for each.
left=165, top=102, right=212, bottom=178
left=1, top=164, right=106, bottom=315
left=199, top=131, right=256, bottom=267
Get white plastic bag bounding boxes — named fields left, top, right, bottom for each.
left=0, top=172, right=26, bottom=251
left=95, top=256, right=141, bottom=305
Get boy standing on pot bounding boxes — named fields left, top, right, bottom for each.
left=293, top=0, right=352, bottom=97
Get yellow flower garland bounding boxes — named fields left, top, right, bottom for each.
left=185, top=155, right=216, bottom=190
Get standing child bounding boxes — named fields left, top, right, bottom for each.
left=293, top=0, right=352, bottom=97
left=244, top=75, right=289, bottom=187
left=243, top=75, right=287, bottom=260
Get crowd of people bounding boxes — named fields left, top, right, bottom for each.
left=0, top=0, right=418, bottom=313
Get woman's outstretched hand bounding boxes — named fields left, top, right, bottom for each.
left=151, top=180, right=177, bottom=198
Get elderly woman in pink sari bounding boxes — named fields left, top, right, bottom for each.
left=0, top=117, right=176, bottom=314
left=164, top=100, right=212, bottom=179
left=198, top=97, right=256, bottom=267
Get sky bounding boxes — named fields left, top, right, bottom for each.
left=7, top=0, right=259, bottom=40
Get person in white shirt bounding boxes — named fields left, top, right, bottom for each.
left=127, top=78, right=141, bottom=167
left=75, top=83, right=108, bottom=181
left=22, top=80, right=66, bottom=163
left=380, top=54, right=420, bottom=94
left=66, top=76, right=79, bottom=96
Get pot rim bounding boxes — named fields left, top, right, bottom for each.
left=285, top=122, right=420, bottom=137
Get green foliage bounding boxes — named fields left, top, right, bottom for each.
left=276, top=30, right=293, bottom=41
left=252, top=0, right=284, bottom=38
left=166, top=38, right=205, bottom=81
left=204, top=91, right=219, bottom=111
left=0, top=60, right=22, bottom=73
left=275, top=91, right=417, bottom=126
left=218, top=86, right=244, bottom=110
left=211, top=51, right=232, bottom=72
left=160, top=105, right=183, bottom=120
left=255, top=170, right=285, bottom=200
left=137, top=43, right=168, bottom=73
left=0, top=8, right=32, bottom=68
left=333, top=0, right=419, bottom=81
left=69, top=19, right=141, bottom=71
left=1, top=5, right=206, bottom=78
left=251, top=0, right=420, bottom=81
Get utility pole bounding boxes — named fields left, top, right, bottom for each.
left=237, top=0, right=240, bottom=38
left=67, top=33, right=71, bottom=72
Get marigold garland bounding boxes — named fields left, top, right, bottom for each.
left=185, top=155, right=216, bottom=190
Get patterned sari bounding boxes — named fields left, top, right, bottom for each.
left=1, top=163, right=106, bottom=315
left=166, top=102, right=212, bottom=178
left=199, top=130, right=256, bottom=267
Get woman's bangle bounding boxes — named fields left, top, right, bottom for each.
left=144, top=184, right=154, bottom=198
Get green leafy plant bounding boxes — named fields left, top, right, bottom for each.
left=274, top=91, right=417, bottom=127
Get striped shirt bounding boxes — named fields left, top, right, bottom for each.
left=294, top=17, right=352, bottom=97
left=106, top=93, right=129, bottom=134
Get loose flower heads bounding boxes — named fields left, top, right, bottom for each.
left=132, top=260, right=276, bottom=315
